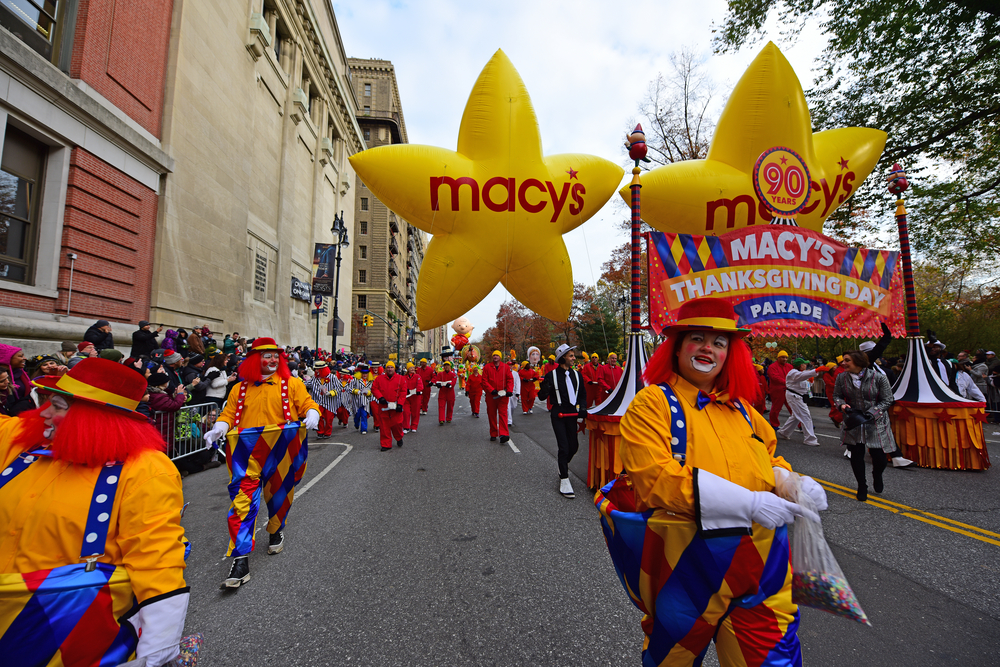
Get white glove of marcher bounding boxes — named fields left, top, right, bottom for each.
left=800, top=475, right=829, bottom=511
left=204, top=420, right=230, bottom=445
left=772, top=467, right=828, bottom=511
left=130, top=590, right=189, bottom=667
left=750, top=493, right=813, bottom=530
left=497, top=390, right=506, bottom=397
left=303, top=409, right=320, bottom=431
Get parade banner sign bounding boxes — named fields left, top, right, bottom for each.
left=311, top=243, right=333, bottom=296
left=647, top=227, right=906, bottom=338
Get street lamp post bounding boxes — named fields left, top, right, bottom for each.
left=330, top=210, right=349, bottom=357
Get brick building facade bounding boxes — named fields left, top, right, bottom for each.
left=0, top=0, right=173, bottom=353
left=347, top=58, right=445, bottom=361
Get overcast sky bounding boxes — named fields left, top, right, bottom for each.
left=331, top=0, right=830, bottom=334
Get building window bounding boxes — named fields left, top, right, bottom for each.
left=364, top=83, right=371, bottom=97
left=0, top=0, right=69, bottom=64
left=358, top=269, right=367, bottom=284
left=359, top=220, right=368, bottom=235
left=363, top=128, right=370, bottom=142
left=358, top=294, right=367, bottom=310
left=253, top=251, right=268, bottom=301
left=0, top=125, right=46, bottom=284
left=359, top=245, right=367, bottom=259
left=360, top=198, right=368, bottom=211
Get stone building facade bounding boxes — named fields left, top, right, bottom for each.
left=347, top=58, right=445, bottom=361
left=151, top=0, right=364, bottom=350
left=0, top=0, right=174, bottom=354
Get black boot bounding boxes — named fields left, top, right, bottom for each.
left=268, top=530, right=284, bottom=555
left=225, top=557, right=250, bottom=587
left=856, top=485, right=868, bottom=502
left=500, top=435, right=509, bottom=444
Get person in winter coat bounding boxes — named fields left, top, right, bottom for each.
left=202, top=352, right=233, bottom=408
left=83, top=319, right=115, bottom=351
left=146, top=371, right=188, bottom=458
left=187, top=329, right=205, bottom=356
left=834, top=351, right=896, bottom=501
left=823, top=357, right=845, bottom=426
left=0, top=343, right=34, bottom=415
left=223, top=334, right=237, bottom=356
left=130, top=321, right=162, bottom=358
left=162, top=329, right=179, bottom=352
left=956, top=360, right=987, bottom=402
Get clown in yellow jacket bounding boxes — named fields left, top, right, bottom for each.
left=0, top=358, right=189, bottom=667
left=600, top=298, right=829, bottom=667
left=203, top=337, right=319, bottom=588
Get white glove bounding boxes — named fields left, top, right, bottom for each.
left=130, top=591, right=189, bottom=667
left=800, top=475, right=829, bottom=511
left=204, top=420, right=230, bottom=445
left=303, top=409, right=320, bottom=430
left=750, top=493, right=811, bottom=530
left=387, top=401, right=397, bottom=410
left=772, top=467, right=828, bottom=512
left=497, top=390, right=506, bottom=397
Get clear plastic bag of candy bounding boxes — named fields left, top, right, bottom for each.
left=776, top=472, right=871, bottom=626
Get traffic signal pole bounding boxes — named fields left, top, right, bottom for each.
left=363, top=310, right=405, bottom=360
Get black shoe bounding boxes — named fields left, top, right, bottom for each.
left=857, top=486, right=868, bottom=502
left=500, top=435, right=509, bottom=443
left=396, top=440, right=403, bottom=448
left=267, top=531, right=284, bottom=555
left=380, top=446, right=391, bottom=452
left=224, top=557, right=250, bottom=587
left=490, top=437, right=497, bottom=442
left=873, top=474, right=883, bottom=494
left=473, top=413, right=479, bottom=418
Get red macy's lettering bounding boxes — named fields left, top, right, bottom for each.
left=430, top=177, right=586, bottom=222
left=705, top=171, right=856, bottom=230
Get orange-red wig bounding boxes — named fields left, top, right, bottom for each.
left=643, top=330, right=760, bottom=405
left=12, top=403, right=166, bottom=466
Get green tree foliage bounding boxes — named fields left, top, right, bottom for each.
left=716, top=1, right=1000, bottom=264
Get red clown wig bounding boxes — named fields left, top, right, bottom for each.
left=643, top=298, right=760, bottom=405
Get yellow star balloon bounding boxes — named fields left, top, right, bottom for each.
left=625, top=42, right=887, bottom=235
left=349, top=50, right=623, bottom=329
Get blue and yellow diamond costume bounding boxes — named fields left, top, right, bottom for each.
left=598, top=375, right=801, bottom=667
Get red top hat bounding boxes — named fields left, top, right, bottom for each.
left=248, top=337, right=281, bottom=353
left=667, top=297, right=751, bottom=337
left=32, top=357, right=148, bottom=419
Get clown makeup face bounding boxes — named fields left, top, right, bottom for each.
left=261, top=352, right=280, bottom=376
left=677, top=331, right=729, bottom=391
left=41, top=394, right=72, bottom=439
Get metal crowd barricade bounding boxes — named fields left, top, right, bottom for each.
left=153, top=401, right=226, bottom=461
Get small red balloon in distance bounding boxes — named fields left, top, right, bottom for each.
left=626, top=124, right=648, bottom=162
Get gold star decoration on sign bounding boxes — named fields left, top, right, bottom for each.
left=626, top=42, right=887, bottom=235
left=349, top=50, right=623, bottom=329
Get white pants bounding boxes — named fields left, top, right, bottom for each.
left=777, top=391, right=819, bottom=446
left=508, top=394, right=515, bottom=425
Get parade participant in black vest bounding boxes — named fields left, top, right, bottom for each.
left=538, top=344, right=587, bottom=499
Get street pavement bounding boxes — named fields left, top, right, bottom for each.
left=179, top=390, right=1000, bottom=666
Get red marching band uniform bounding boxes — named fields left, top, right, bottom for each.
left=598, top=358, right=623, bottom=406
left=466, top=367, right=483, bottom=417
left=371, top=363, right=407, bottom=451
left=416, top=362, right=435, bottom=415
left=434, top=363, right=458, bottom=424
left=518, top=363, right=539, bottom=413
left=481, top=353, right=514, bottom=440
left=404, top=364, right=424, bottom=432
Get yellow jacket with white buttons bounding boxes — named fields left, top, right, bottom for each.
left=0, top=416, right=187, bottom=603
left=619, top=375, right=793, bottom=516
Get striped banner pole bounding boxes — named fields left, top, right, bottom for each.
left=630, top=166, right=642, bottom=333
left=887, top=164, right=919, bottom=337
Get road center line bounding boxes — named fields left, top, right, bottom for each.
left=813, top=476, right=1000, bottom=547
left=507, top=439, right=520, bottom=453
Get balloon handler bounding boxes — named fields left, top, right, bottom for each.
left=596, top=298, right=828, bottom=666
left=203, top=338, right=320, bottom=588
left=0, top=358, right=190, bottom=666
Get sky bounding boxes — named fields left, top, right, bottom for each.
left=331, top=0, right=830, bottom=334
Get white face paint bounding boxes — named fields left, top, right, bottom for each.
left=42, top=394, right=72, bottom=439
left=682, top=332, right=730, bottom=376
left=261, top=352, right=280, bottom=376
